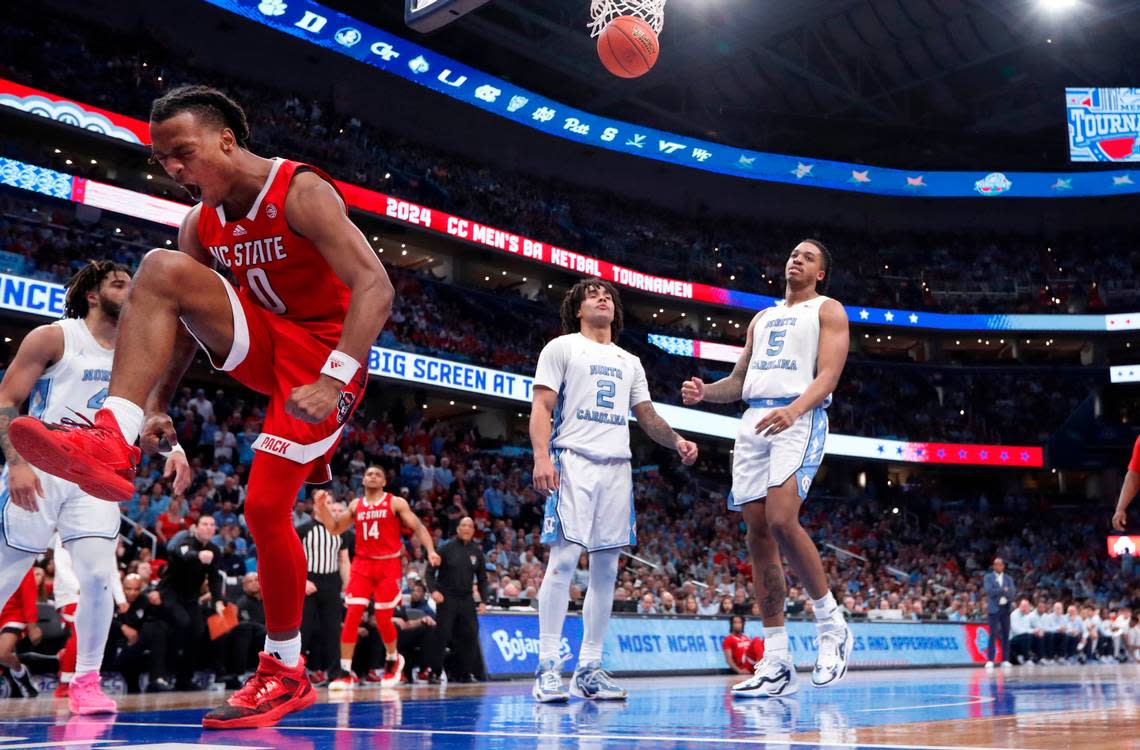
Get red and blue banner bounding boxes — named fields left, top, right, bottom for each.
left=0, top=152, right=1124, bottom=336
left=0, top=79, right=149, bottom=145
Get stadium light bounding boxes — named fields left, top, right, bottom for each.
left=1039, top=0, right=1077, bottom=11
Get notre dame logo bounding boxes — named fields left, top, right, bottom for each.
left=336, top=391, right=356, bottom=424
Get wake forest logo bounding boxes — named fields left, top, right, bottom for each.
left=1067, top=87, right=1140, bottom=162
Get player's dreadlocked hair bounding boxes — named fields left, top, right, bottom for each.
left=150, top=85, right=251, bottom=148
left=64, top=261, right=130, bottom=319
left=560, top=278, right=623, bottom=341
left=800, top=238, right=834, bottom=293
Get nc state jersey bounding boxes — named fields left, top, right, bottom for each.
left=27, top=318, right=113, bottom=424
left=353, top=493, right=403, bottom=559
left=197, top=158, right=351, bottom=347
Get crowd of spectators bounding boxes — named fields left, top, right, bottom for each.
left=4, top=5, right=1140, bottom=315
left=0, top=6, right=1134, bottom=690
left=0, top=192, right=1099, bottom=446
left=6, top=379, right=1134, bottom=690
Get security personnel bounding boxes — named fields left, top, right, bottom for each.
left=158, top=516, right=224, bottom=689
left=425, top=517, right=488, bottom=682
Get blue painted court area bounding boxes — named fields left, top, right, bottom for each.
left=1, top=666, right=1139, bottom=749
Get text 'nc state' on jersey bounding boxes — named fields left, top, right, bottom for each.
left=207, top=235, right=288, bottom=268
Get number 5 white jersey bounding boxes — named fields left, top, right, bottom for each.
left=27, top=318, right=114, bottom=424
left=742, top=296, right=832, bottom=407
left=533, top=333, right=650, bottom=461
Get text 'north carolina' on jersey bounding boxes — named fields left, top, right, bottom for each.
left=533, top=333, right=650, bottom=462
left=196, top=158, right=352, bottom=348
left=27, top=318, right=114, bottom=424
left=353, top=493, right=403, bottom=559
left=742, top=296, right=832, bottom=407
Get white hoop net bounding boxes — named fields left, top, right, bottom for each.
left=588, top=0, right=666, bottom=38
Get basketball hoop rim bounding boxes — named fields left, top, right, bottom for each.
left=588, top=0, right=666, bottom=38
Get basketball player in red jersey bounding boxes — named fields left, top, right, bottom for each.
left=312, top=466, right=440, bottom=689
left=723, top=615, right=765, bottom=675
left=9, top=86, right=394, bottom=728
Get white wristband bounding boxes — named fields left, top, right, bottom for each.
left=159, top=443, right=186, bottom=459
left=320, top=350, right=360, bottom=385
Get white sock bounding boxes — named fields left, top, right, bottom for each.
left=539, top=635, right=563, bottom=664
left=340, top=658, right=352, bottom=673
left=579, top=547, right=620, bottom=668
left=537, top=541, right=579, bottom=662
left=579, top=642, right=603, bottom=666
left=68, top=538, right=117, bottom=677
left=60, top=672, right=75, bottom=683
left=812, top=591, right=843, bottom=625
left=103, top=397, right=143, bottom=444
left=265, top=634, right=302, bottom=667
left=764, top=626, right=789, bottom=659
left=11, top=664, right=26, bottom=678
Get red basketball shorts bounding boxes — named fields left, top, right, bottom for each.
left=189, top=273, right=366, bottom=480
left=345, top=557, right=402, bottom=611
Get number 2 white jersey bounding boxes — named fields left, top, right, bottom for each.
left=533, top=333, right=650, bottom=461
left=742, top=296, right=832, bottom=406
left=27, top=318, right=114, bottom=424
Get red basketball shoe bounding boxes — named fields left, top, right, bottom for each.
left=202, top=653, right=316, bottom=730
left=8, top=409, right=139, bottom=502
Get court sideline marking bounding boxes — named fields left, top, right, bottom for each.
left=0, top=719, right=1045, bottom=750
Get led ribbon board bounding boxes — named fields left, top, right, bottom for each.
left=205, top=0, right=1140, bottom=198
left=0, top=267, right=1044, bottom=467
left=0, top=152, right=1129, bottom=334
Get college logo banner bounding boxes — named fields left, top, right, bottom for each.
left=204, top=0, right=1140, bottom=198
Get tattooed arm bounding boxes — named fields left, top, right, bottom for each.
left=0, top=325, right=65, bottom=510
left=630, top=401, right=698, bottom=465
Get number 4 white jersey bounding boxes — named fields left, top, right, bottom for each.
left=533, top=333, right=650, bottom=461
left=27, top=318, right=114, bottom=424
left=742, top=296, right=832, bottom=406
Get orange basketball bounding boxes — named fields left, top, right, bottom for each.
left=597, top=15, right=659, bottom=79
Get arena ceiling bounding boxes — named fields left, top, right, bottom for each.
left=333, top=0, right=1140, bottom=168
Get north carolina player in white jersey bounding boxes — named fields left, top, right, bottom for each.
left=530, top=279, right=698, bottom=702
left=683, top=239, right=851, bottom=698
left=0, top=262, right=189, bottom=714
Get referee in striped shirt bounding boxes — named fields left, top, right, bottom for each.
left=299, top=497, right=351, bottom=684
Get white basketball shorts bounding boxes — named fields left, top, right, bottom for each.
left=1, top=464, right=121, bottom=554
left=728, top=397, right=828, bottom=510
left=541, top=448, right=635, bottom=552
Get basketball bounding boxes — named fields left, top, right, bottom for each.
left=597, top=15, right=659, bottom=78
